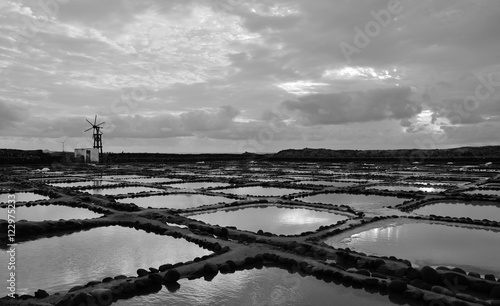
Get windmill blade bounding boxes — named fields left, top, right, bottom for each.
left=86, top=119, right=94, bottom=126
left=94, top=115, right=97, bottom=125
left=84, top=127, right=93, bottom=132
left=96, top=122, right=105, bottom=127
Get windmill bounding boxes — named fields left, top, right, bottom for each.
left=58, top=139, right=67, bottom=152
left=85, top=115, right=105, bottom=157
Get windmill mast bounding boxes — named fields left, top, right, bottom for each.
left=59, top=139, right=67, bottom=152
left=85, top=115, right=105, bottom=159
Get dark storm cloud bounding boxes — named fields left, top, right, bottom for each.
left=282, top=87, right=421, bottom=125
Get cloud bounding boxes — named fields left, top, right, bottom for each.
left=282, top=87, right=421, bottom=125
left=1, top=0, right=500, bottom=152
left=0, top=100, right=27, bottom=130
left=180, top=105, right=240, bottom=131
left=0, top=105, right=241, bottom=139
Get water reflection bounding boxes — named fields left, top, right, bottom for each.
left=0, top=226, right=211, bottom=296
left=0, top=205, right=102, bottom=221
left=168, top=182, right=229, bottom=189
left=413, top=202, right=500, bottom=222
left=220, top=187, right=305, bottom=197
left=0, top=192, right=49, bottom=203
left=116, top=267, right=415, bottom=306
left=117, top=194, right=232, bottom=209
left=49, top=180, right=119, bottom=188
left=326, top=222, right=500, bottom=275
left=299, top=193, right=408, bottom=209
left=367, top=186, right=446, bottom=193
left=294, top=181, right=355, bottom=187
left=80, top=187, right=162, bottom=196
left=187, top=206, right=349, bottom=235
left=465, top=189, right=500, bottom=196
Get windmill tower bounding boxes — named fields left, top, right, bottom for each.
left=58, top=139, right=67, bottom=152
left=85, top=115, right=105, bottom=157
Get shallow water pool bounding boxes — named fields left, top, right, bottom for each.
left=367, top=185, right=447, bottom=193
left=186, top=205, right=349, bottom=235
left=413, top=201, right=500, bottom=222
left=168, top=182, right=230, bottom=189
left=298, top=193, right=409, bottom=209
left=294, top=181, right=356, bottom=187
left=80, top=187, right=163, bottom=196
left=220, top=187, right=305, bottom=197
left=0, top=226, right=211, bottom=296
left=465, top=189, right=500, bottom=196
left=325, top=220, right=500, bottom=275
left=0, top=192, right=49, bottom=203
left=49, top=180, right=119, bottom=188
left=117, top=194, right=232, bottom=209
left=116, top=267, right=418, bottom=306
left=0, top=205, right=102, bottom=221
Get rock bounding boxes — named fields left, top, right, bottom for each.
left=159, top=264, right=173, bottom=272
left=451, top=267, right=466, bottom=275
left=86, top=280, right=101, bottom=287
left=55, top=295, right=72, bottom=306
left=409, top=279, right=432, bottom=291
left=469, top=279, right=491, bottom=293
left=164, top=269, right=180, bottom=283
left=356, top=259, right=370, bottom=269
left=371, top=272, right=388, bottom=279
left=68, top=285, right=85, bottom=292
left=404, top=288, right=423, bottom=300
left=219, top=263, right=233, bottom=274
left=34, top=289, right=49, bottom=299
left=455, top=293, right=476, bottom=303
left=120, top=282, right=136, bottom=295
left=355, top=269, right=371, bottom=277
left=165, top=281, right=181, bottom=293
left=485, top=274, right=497, bottom=281
left=376, top=264, right=393, bottom=275
left=72, top=292, right=94, bottom=305
left=134, top=278, right=153, bottom=290
left=137, top=269, right=149, bottom=277
left=362, top=278, right=379, bottom=287
left=421, top=266, right=440, bottom=284
left=442, top=272, right=469, bottom=287
left=373, top=259, right=386, bottom=268
left=352, top=277, right=363, bottom=288
left=388, top=280, right=407, bottom=293
left=395, top=268, right=407, bottom=277
left=491, top=286, right=500, bottom=299
left=149, top=267, right=159, bottom=273
left=203, top=262, right=219, bottom=275
left=90, top=288, right=113, bottom=306
left=431, top=285, right=454, bottom=296
left=406, top=267, right=421, bottom=280
left=148, top=273, right=163, bottom=286
left=341, top=274, right=353, bottom=284
left=491, top=300, right=500, bottom=306
left=226, top=260, right=237, bottom=269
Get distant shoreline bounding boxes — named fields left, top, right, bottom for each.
left=1, top=146, right=499, bottom=165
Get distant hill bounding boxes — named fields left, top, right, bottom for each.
left=272, top=146, right=500, bottom=163
left=1, top=146, right=499, bottom=165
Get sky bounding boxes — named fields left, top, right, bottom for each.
left=0, top=0, right=499, bottom=153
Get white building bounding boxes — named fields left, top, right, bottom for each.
left=74, top=148, right=99, bottom=163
